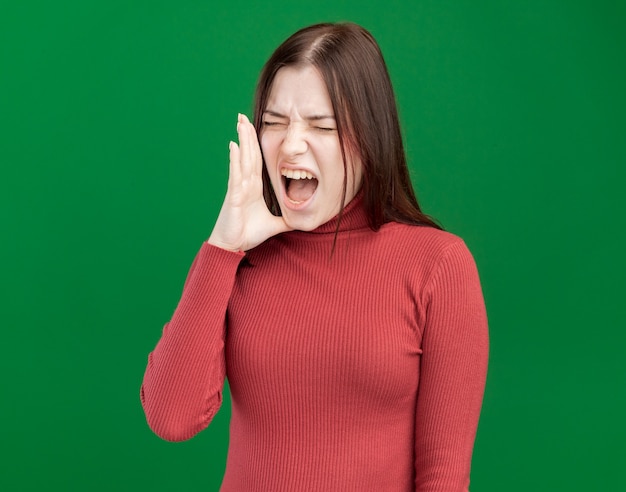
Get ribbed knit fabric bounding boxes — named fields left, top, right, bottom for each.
left=140, top=197, right=489, bottom=492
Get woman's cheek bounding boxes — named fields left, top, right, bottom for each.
left=260, top=134, right=278, bottom=162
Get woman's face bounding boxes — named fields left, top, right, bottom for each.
left=260, top=65, right=362, bottom=231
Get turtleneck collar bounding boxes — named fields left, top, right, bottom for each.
left=286, top=190, right=371, bottom=236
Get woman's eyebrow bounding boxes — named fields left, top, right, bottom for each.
left=263, top=110, right=288, bottom=118
left=263, top=110, right=335, bottom=121
left=307, top=114, right=335, bottom=121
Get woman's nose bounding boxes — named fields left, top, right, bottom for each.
left=280, top=124, right=308, bottom=157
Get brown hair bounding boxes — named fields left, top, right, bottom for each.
left=253, top=22, right=442, bottom=231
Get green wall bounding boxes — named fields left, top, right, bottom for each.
left=2, top=1, right=624, bottom=490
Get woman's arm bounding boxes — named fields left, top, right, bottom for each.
left=414, top=239, right=489, bottom=491
left=140, top=243, right=244, bottom=442
left=141, top=113, right=290, bottom=441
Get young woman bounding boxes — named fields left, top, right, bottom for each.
left=141, top=22, right=489, bottom=491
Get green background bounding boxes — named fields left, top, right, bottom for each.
left=2, top=1, right=624, bottom=490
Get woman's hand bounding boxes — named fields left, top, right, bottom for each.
left=208, top=113, right=291, bottom=252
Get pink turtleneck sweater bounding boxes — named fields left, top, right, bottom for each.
left=140, top=198, right=489, bottom=491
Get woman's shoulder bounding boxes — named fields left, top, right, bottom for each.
left=380, top=221, right=468, bottom=256
left=378, top=222, right=481, bottom=289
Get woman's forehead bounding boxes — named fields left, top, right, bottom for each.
left=266, top=65, right=333, bottom=114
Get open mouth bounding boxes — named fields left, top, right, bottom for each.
left=281, top=168, right=319, bottom=204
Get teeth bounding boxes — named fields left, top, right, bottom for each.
left=281, top=168, right=315, bottom=180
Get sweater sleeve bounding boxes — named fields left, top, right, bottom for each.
left=140, top=242, right=245, bottom=442
left=414, top=239, right=489, bottom=491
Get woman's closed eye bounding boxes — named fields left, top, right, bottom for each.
left=262, top=120, right=335, bottom=133
left=262, top=120, right=286, bottom=128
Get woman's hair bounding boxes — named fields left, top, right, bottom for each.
left=253, top=22, right=442, bottom=231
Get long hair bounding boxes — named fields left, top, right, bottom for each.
left=253, top=22, right=442, bottom=231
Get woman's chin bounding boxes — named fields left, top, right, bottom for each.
left=278, top=191, right=321, bottom=231
left=282, top=210, right=321, bottom=232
